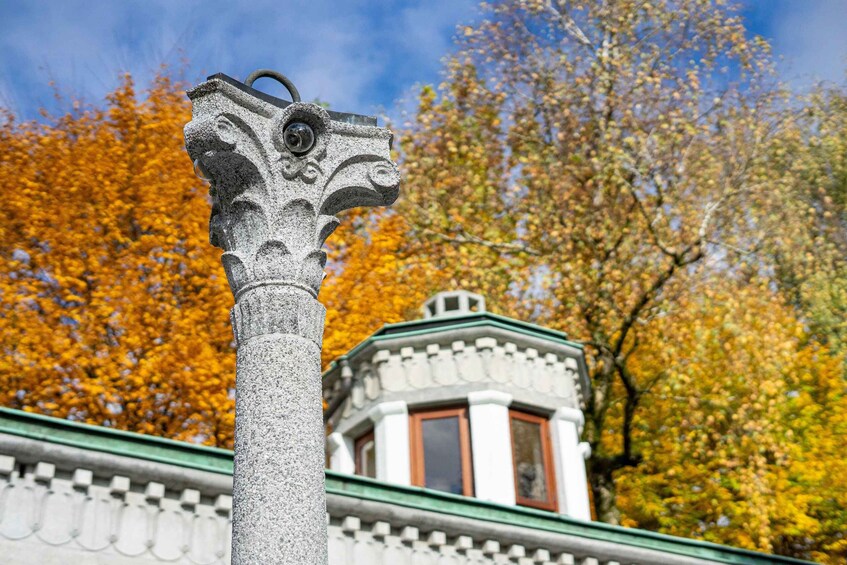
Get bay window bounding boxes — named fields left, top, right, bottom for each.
left=409, top=407, right=474, bottom=496
left=354, top=430, right=376, bottom=479
left=509, top=410, right=557, bottom=511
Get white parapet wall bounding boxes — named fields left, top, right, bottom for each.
left=0, top=408, right=809, bottom=565
left=0, top=438, right=234, bottom=565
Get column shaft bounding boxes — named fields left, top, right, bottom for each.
left=232, top=333, right=327, bottom=564
left=468, top=391, right=516, bottom=505
left=551, top=408, right=592, bottom=520
left=185, top=76, right=400, bottom=564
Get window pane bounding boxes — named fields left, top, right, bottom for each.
left=511, top=418, right=549, bottom=502
left=421, top=416, right=463, bottom=494
left=358, top=439, right=376, bottom=478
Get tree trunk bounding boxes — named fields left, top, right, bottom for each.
left=584, top=354, right=624, bottom=525
left=589, top=463, right=621, bottom=525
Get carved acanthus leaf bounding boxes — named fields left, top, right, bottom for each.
left=185, top=77, right=400, bottom=342
left=320, top=156, right=401, bottom=217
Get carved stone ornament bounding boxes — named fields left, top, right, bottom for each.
left=184, top=76, right=400, bottom=347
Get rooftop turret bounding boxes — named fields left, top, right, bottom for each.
left=323, top=292, right=593, bottom=520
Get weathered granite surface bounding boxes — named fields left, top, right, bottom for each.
left=184, top=74, right=399, bottom=564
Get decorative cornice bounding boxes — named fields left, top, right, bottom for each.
left=184, top=77, right=399, bottom=346
left=0, top=408, right=814, bottom=565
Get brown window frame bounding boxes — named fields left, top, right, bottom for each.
left=354, top=429, right=376, bottom=478
left=409, top=406, right=474, bottom=497
left=509, top=409, right=558, bottom=512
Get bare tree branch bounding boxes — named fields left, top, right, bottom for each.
left=547, top=1, right=594, bottom=49
left=422, top=228, right=542, bottom=256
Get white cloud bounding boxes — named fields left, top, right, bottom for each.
left=0, top=0, right=478, bottom=120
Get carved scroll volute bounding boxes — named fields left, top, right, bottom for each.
left=185, top=80, right=399, bottom=303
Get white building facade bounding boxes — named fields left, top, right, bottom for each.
left=323, top=291, right=593, bottom=520
left=0, top=292, right=811, bottom=564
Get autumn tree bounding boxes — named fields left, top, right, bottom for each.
left=0, top=75, right=237, bottom=444
left=764, top=84, right=847, bottom=358
left=400, top=0, right=781, bottom=522
left=322, top=212, right=447, bottom=366
left=0, top=74, right=429, bottom=445
left=614, top=279, right=847, bottom=562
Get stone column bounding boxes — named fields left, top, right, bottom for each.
left=368, top=401, right=411, bottom=485
left=184, top=74, right=399, bottom=564
left=467, top=390, right=516, bottom=505
left=550, top=407, right=592, bottom=520
left=327, top=432, right=355, bottom=475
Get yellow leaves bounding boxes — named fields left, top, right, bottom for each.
left=321, top=213, right=446, bottom=367
left=615, top=279, right=847, bottom=560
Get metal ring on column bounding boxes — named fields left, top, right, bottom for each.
left=244, top=69, right=302, bottom=103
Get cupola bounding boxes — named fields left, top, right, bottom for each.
left=323, top=292, right=593, bottom=520
left=422, top=290, right=486, bottom=319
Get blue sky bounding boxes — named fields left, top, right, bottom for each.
left=0, top=1, right=845, bottom=123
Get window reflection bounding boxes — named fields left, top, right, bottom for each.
left=411, top=407, right=473, bottom=496
left=510, top=410, right=556, bottom=511
left=511, top=418, right=548, bottom=501
left=355, top=431, right=376, bottom=479
left=421, top=416, right=463, bottom=494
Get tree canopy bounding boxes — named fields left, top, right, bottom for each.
left=0, top=1, right=846, bottom=561
left=396, top=0, right=846, bottom=558
left=0, top=76, right=433, bottom=445
left=400, top=0, right=785, bottom=524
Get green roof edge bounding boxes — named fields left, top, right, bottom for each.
left=0, top=406, right=234, bottom=474
left=0, top=407, right=809, bottom=564
left=327, top=473, right=810, bottom=565
left=375, top=311, right=572, bottom=341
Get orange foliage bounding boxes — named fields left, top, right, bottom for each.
left=322, top=212, right=445, bottom=366
left=0, top=75, right=235, bottom=444
left=0, top=74, right=434, bottom=446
